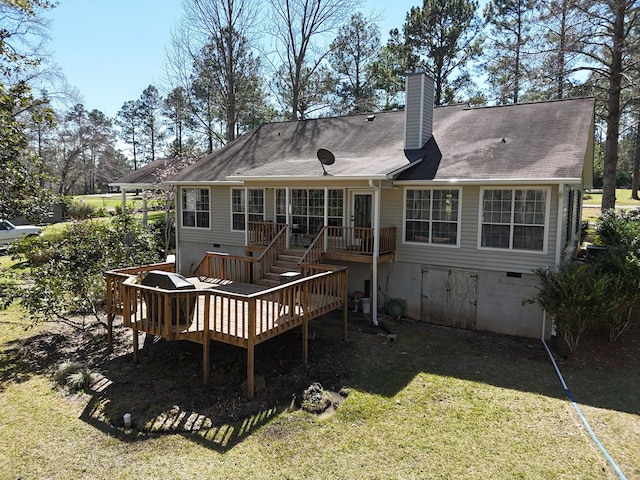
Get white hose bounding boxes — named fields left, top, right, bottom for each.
left=541, top=312, right=627, bottom=480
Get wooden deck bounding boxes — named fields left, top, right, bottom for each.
left=106, top=258, right=348, bottom=399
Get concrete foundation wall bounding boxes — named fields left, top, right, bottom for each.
left=379, top=261, right=547, bottom=339
left=176, top=241, right=245, bottom=277
left=475, top=270, right=545, bottom=338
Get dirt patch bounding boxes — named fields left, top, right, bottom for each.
left=3, top=312, right=358, bottom=436
left=3, top=311, right=639, bottom=442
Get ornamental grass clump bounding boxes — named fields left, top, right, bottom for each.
left=55, top=361, right=99, bottom=392
left=301, top=382, right=332, bottom=414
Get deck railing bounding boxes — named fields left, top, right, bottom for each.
left=325, top=226, right=396, bottom=254
left=104, top=261, right=175, bottom=351
left=247, top=221, right=287, bottom=245
left=298, top=226, right=326, bottom=265
left=255, top=224, right=288, bottom=280
left=116, top=265, right=348, bottom=399
left=193, top=252, right=257, bottom=283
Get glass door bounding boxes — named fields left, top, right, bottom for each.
left=350, top=192, right=373, bottom=253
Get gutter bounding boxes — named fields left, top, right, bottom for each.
left=392, top=178, right=583, bottom=186
left=229, top=174, right=390, bottom=182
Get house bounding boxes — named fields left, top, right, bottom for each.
left=110, top=156, right=198, bottom=224
left=166, top=72, right=595, bottom=339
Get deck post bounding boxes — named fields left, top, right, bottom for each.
left=107, top=312, right=114, bottom=352
left=342, top=272, right=348, bottom=341
left=132, top=327, right=139, bottom=363
left=203, top=293, right=210, bottom=385
left=302, top=317, right=308, bottom=367
left=246, top=299, right=256, bottom=400
left=302, top=281, right=310, bottom=367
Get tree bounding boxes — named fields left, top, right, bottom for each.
left=116, top=100, right=142, bottom=170
left=327, top=13, right=381, bottom=114
left=6, top=214, right=161, bottom=328
left=137, top=85, right=165, bottom=164
left=533, top=0, right=589, bottom=100
left=370, top=30, right=409, bottom=110
left=483, top=0, right=540, bottom=104
left=164, top=86, right=192, bottom=157
left=266, top=0, right=356, bottom=120
left=575, top=0, right=640, bottom=209
left=0, top=0, right=55, bottom=220
left=165, top=0, right=269, bottom=149
left=632, top=109, right=640, bottom=199
left=402, top=0, right=483, bottom=105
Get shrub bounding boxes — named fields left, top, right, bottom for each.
left=6, top=213, right=162, bottom=328
left=62, top=197, right=96, bottom=220
left=595, top=208, right=640, bottom=252
left=528, top=262, right=608, bottom=354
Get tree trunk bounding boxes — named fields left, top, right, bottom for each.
left=632, top=110, right=640, bottom=200
left=601, top=0, right=625, bottom=210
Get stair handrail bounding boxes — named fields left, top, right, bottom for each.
left=255, top=223, right=288, bottom=280
left=298, top=225, right=327, bottom=266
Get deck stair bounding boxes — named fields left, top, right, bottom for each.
left=258, top=250, right=304, bottom=287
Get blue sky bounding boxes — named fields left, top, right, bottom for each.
left=44, top=0, right=421, bottom=119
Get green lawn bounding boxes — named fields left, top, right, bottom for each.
left=583, top=188, right=640, bottom=207
left=72, top=193, right=140, bottom=210
left=0, top=301, right=638, bottom=479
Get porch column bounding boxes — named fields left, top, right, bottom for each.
left=142, top=190, right=148, bottom=226
left=371, top=182, right=381, bottom=326
left=121, top=189, right=127, bottom=212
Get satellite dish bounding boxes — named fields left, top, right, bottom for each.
left=316, top=148, right=335, bottom=175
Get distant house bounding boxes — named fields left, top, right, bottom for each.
left=110, top=156, right=198, bottom=224
left=165, top=72, right=595, bottom=339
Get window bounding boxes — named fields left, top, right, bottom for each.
left=275, top=188, right=344, bottom=232
left=231, top=189, right=265, bottom=231
left=404, top=188, right=460, bottom=245
left=181, top=188, right=210, bottom=228
left=480, top=188, right=547, bottom=251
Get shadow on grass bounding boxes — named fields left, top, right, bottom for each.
left=344, top=314, right=640, bottom=417
left=2, top=311, right=639, bottom=451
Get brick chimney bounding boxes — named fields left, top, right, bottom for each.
left=404, top=72, right=435, bottom=150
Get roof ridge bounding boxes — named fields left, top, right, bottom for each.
left=462, top=96, right=595, bottom=111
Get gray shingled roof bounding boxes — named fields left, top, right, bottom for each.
left=111, top=157, right=198, bottom=188
left=168, top=97, right=594, bottom=184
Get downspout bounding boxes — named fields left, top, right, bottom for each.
left=175, top=186, right=181, bottom=273
left=244, top=187, right=248, bottom=247
left=541, top=311, right=627, bottom=480
left=324, top=187, right=329, bottom=251
left=286, top=188, right=291, bottom=249
left=369, top=179, right=381, bottom=327
left=555, top=184, right=565, bottom=265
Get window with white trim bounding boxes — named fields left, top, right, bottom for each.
left=480, top=188, right=547, bottom=251
left=231, top=188, right=264, bottom=231
left=404, top=188, right=460, bottom=245
left=181, top=188, right=210, bottom=228
left=275, top=188, right=344, bottom=232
